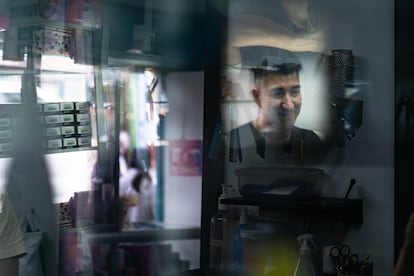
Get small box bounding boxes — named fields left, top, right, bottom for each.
left=61, top=126, right=76, bottom=136
left=43, top=103, right=61, bottom=112
left=0, top=118, right=11, bottom=128
left=0, top=129, right=12, bottom=140
left=76, top=113, right=90, bottom=123
left=75, top=102, right=90, bottom=112
left=46, top=127, right=61, bottom=137
left=48, top=139, right=62, bottom=149
left=60, top=102, right=75, bottom=111
left=77, top=136, right=91, bottom=146
left=63, top=137, right=77, bottom=147
left=61, top=114, right=75, bottom=124
left=44, top=115, right=61, bottom=125
left=0, top=142, right=13, bottom=152
left=77, top=125, right=91, bottom=135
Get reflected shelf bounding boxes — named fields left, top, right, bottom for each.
left=221, top=196, right=363, bottom=224
left=0, top=146, right=98, bottom=159
left=82, top=222, right=201, bottom=244
left=106, top=50, right=199, bottom=70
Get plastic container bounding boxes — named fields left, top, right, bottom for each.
left=234, top=166, right=325, bottom=199
left=240, top=229, right=274, bottom=274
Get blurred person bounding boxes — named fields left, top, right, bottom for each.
left=6, top=99, right=58, bottom=276
left=0, top=193, right=26, bottom=276
left=126, top=171, right=155, bottom=224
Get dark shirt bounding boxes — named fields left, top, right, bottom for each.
left=230, top=122, right=329, bottom=166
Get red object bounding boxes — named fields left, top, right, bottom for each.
left=169, top=140, right=202, bottom=176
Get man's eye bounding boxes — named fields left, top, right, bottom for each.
left=290, top=88, right=301, bottom=96
left=270, top=89, right=284, bottom=98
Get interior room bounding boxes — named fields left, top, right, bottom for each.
left=0, top=0, right=411, bottom=276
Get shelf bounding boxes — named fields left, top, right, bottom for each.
left=220, top=196, right=363, bottom=224
left=42, top=146, right=98, bottom=155
left=0, top=146, right=97, bottom=158
left=8, top=19, right=100, bottom=32
left=106, top=50, right=193, bottom=69
left=0, top=68, right=91, bottom=76
left=82, top=222, right=201, bottom=245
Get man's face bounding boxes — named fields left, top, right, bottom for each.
left=254, top=72, right=302, bottom=134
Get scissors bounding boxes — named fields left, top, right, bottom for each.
left=329, top=245, right=359, bottom=268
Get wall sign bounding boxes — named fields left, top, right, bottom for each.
left=169, top=140, right=202, bottom=176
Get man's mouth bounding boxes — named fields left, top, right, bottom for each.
left=278, top=110, right=296, bottom=118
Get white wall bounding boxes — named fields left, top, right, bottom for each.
left=164, top=71, right=204, bottom=268
left=164, top=71, right=204, bottom=226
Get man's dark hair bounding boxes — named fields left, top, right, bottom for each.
left=251, top=62, right=302, bottom=83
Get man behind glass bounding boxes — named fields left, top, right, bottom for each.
left=229, top=58, right=331, bottom=166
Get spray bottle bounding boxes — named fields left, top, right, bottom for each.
left=293, top=233, right=318, bottom=276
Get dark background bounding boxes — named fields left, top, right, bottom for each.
left=395, top=0, right=414, bottom=264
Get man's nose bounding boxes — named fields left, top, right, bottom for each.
left=281, top=95, right=294, bottom=109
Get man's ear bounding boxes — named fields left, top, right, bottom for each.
left=252, top=88, right=261, bottom=107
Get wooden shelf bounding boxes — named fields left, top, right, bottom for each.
left=221, top=196, right=363, bottom=224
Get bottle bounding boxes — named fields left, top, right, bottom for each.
left=293, top=233, right=318, bottom=276
left=209, top=185, right=231, bottom=269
